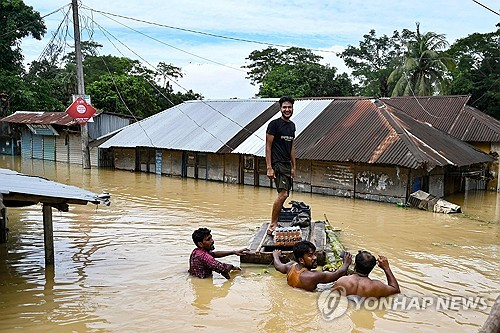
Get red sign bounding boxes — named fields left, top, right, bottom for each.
left=65, top=97, right=96, bottom=124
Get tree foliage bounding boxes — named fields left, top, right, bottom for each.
left=0, top=0, right=45, bottom=72
left=244, top=47, right=354, bottom=98
left=388, top=23, right=455, bottom=96
left=447, top=25, right=500, bottom=118
left=243, top=47, right=322, bottom=85
left=339, top=29, right=410, bottom=97
left=0, top=0, right=46, bottom=115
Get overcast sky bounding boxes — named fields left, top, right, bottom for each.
left=22, top=0, right=499, bottom=99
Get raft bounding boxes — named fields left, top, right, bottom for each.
left=241, top=203, right=345, bottom=269
left=241, top=220, right=329, bottom=265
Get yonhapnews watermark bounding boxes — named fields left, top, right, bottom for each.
left=317, top=287, right=490, bottom=321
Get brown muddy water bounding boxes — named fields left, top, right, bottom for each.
left=0, top=156, right=498, bottom=333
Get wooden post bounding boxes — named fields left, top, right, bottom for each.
left=0, top=194, right=6, bottom=243
left=42, top=204, right=54, bottom=265
left=0, top=207, right=6, bottom=243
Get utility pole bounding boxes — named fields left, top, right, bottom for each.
left=72, top=0, right=91, bottom=169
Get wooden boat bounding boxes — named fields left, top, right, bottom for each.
left=241, top=220, right=329, bottom=266
left=242, top=202, right=345, bottom=269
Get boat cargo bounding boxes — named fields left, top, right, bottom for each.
left=241, top=201, right=344, bottom=268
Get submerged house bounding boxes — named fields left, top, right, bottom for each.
left=98, top=97, right=494, bottom=204
left=0, top=111, right=134, bottom=166
left=382, top=95, right=500, bottom=191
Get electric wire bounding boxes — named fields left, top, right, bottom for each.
left=471, top=0, right=500, bottom=16
left=81, top=9, right=265, bottom=147
left=80, top=5, right=339, bottom=54
left=86, top=13, right=238, bottom=151
left=89, top=8, right=245, bottom=73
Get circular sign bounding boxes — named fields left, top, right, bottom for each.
left=76, top=104, right=86, bottom=114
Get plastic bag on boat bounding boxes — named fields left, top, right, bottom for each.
left=291, top=212, right=311, bottom=228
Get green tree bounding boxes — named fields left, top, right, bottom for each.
left=244, top=47, right=353, bottom=98
left=339, top=29, right=410, bottom=97
left=259, top=63, right=354, bottom=98
left=388, top=23, right=455, bottom=96
left=447, top=25, right=500, bottom=118
left=243, top=47, right=322, bottom=85
left=0, top=0, right=46, bottom=114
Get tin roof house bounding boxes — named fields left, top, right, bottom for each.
left=96, top=97, right=495, bottom=204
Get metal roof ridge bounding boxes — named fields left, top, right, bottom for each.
left=376, top=102, right=429, bottom=167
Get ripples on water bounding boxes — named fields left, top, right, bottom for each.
left=0, top=157, right=498, bottom=332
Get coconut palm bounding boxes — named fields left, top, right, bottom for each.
left=389, top=23, right=455, bottom=96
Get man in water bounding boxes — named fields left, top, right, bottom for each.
left=189, top=227, right=249, bottom=280
left=266, top=96, right=296, bottom=236
left=272, top=240, right=352, bottom=291
left=333, top=250, right=400, bottom=297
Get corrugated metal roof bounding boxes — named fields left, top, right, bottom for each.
left=1, top=111, right=78, bottom=126
left=0, top=168, right=110, bottom=206
left=381, top=96, right=500, bottom=142
left=295, top=99, right=493, bottom=169
left=97, top=97, right=493, bottom=170
left=232, top=99, right=334, bottom=156
left=99, top=99, right=277, bottom=151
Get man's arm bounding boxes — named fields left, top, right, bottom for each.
left=200, top=251, right=235, bottom=279
left=376, top=255, right=400, bottom=296
left=309, top=252, right=352, bottom=285
left=213, top=248, right=249, bottom=258
left=272, top=250, right=292, bottom=274
left=290, top=140, right=296, bottom=178
left=266, top=133, right=275, bottom=179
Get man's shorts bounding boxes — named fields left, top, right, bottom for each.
left=273, top=162, right=292, bottom=192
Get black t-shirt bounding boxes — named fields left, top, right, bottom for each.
left=267, top=117, right=295, bottom=165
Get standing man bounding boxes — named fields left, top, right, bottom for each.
left=188, top=227, right=249, bottom=280
left=266, top=96, right=296, bottom=236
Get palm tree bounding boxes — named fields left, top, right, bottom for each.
left=388, top=23, right=455, bottom=96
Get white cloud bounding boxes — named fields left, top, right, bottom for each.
left=22, top=0, right=500, bottom=99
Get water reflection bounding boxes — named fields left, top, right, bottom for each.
left=0, top=156, right=498, bottom=332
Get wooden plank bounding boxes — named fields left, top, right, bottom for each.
left=309, top=222, right=327, bottom=251
left=43, top=204, right=54, bottom=265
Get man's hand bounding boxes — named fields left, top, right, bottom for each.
left=272, top=249, right=282, bottom=258
left=291, top=168, right=296, bottom=179
left=267, top=167, right=275, bottom=180
left=377, top=255, right=390, bottom=271
left=230, top=264, right=241, bottom=272
left=341, top=251, right=352, bottom=268
left=233, top=248, right=250, bottom=256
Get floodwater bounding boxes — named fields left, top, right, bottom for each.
left=0, top=156, right=498, bottom=333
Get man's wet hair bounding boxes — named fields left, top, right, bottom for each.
left=192, top=227, right=211, bottom=246
left=293, top=240, right=316, bottom=261
left=279, top=96, right=295, bottom=106
left=355, top=250, right=377, bottom=275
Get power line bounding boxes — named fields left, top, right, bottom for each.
left=471, top=0, right=500, bottom=16
left=80, top=5, right=338, bottom=54
left=83, top=13, right=253, bottom=151
left=88, top=8, right=246, bottom=73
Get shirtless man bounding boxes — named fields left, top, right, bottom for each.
left=333, top=250, right=400, bottom=298
left=272, top=240, right=352, bottom=292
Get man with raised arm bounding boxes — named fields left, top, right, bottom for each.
left=333, top=250, right=400, bottom=298
left=273, top=241, right=352, bottom=292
